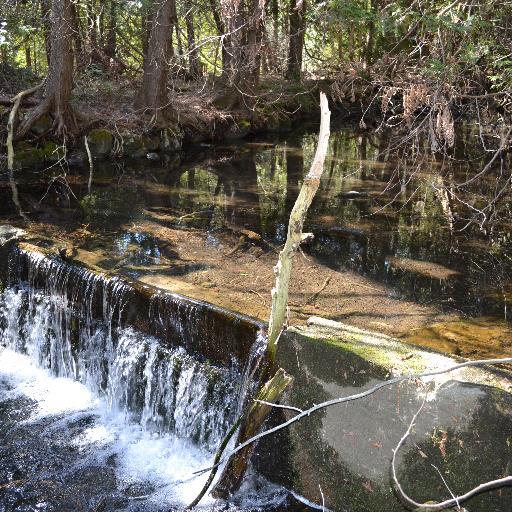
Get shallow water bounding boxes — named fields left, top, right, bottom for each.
left=2, top=124, right=512, bottom=352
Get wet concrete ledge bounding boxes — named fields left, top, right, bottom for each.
left=1, top=237, right=265, bottom=368
left=253, top=318, right=512, bottom=511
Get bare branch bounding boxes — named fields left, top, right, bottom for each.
left=194, top=357, right=512, bottom=476
left=392, top=396, right=512, bottom=511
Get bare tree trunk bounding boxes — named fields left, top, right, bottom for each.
left=136, top=0, right=176, bottom=124
left=286, top=0, right=306, bottom=80
left=209, top=0, right=229, bottom=76
left=18, top=0, right=78, bottom=138
left=41, top=0, right=52, bottom=67
left=106, top=0, right=117, bottom=60
left=207, top=93, right=331, bottom=501
left=266, top=93, right=330, bottom=362
left=184, top=0, right=202, bottom=78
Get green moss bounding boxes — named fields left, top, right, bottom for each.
left=86, top=128, right=113, bottom=158
left=13, top=142, right=44, bottom=169
left=239, top=119, right=251, bottom=130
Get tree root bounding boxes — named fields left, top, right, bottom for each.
left=17, top=100, right=79, bottom=140
left=6, top=83, right=44, bottom=222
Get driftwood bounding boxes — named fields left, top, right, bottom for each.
left=210, top=368, right=293, bottom=498
left=0, top=95, right=39, bottom=107
left=6, top=83, right=43, bottom=222
left=266, top=91, right=331, bottom=364
left=186, top=92, right=331, bottom=508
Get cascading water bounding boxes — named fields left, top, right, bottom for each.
left=1, top=249, right=241, bottom=450
left=0, top=246, right=284, bottom=510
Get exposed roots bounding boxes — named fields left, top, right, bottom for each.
left=16, top=97, right=80, bottom=140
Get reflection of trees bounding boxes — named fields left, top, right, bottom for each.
left=397, top=382, right=512, bottom=511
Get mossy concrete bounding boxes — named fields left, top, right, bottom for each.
left=253, top=317, right=512, bottom=511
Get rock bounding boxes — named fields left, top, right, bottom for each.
left=30, top=113, right=52, bottom=136
left=146, top=152, right=160, bottom=161
left=160, top=127, right=183, bottom=152
left=41, top=142, right=64, bottom=163
left=13, top=142, right=44, bottom=169
left=224, top=119, right=251, bottom=139
left=86, top=129, right=113, bottom=159
left=124, top=135, right=146, bottom=158
left=67, top=150, right=87, bottom=166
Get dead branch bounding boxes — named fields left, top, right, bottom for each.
left=194, top=356, right=512, bottom=477
left=7, top=83, right=44, bottom=171
left=6, top=83, right=43, bottom=222
left=391, top=399, right=512, bottom=511
left=304, top=274, right=332, bottom=305
left=267, top=91, right=331, bottom=364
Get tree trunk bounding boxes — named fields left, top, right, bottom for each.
left=136, top=0, right=176, bottom=124
left=25, top=46, right=32, bottom=69
left=209, top=0, right=229, bottom=76
left=18, top=0, right=78, bottom=138
left=185, top=0, right=202, bottom=78
left=106, top=0, right=117, bottom=59
left=41, top=0, right=52, bottom=67
left=216, top=0, right=265, bottom=109
left=286, top=0, right=306, bottom=80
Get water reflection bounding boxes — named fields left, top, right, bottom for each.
left=2, top=125, right=512, bottom=324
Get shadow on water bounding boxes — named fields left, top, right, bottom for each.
left=2, top=123, right=512, bottom=349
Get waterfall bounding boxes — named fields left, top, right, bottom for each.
left=0, top=246, right=260, bottom=452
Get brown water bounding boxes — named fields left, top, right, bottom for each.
left=2, top=122, right=512, bottom=357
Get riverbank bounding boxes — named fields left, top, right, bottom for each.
left=1, top=71, right=368, bottom=170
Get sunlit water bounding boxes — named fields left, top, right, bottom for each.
left=0, top=249, right=288, bottom=510
left=0, top=348, right=216, bottom=508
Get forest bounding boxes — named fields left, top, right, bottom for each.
left=0, top=1, right=512, bottom=512
left=1, top=0, right=511, bottom=146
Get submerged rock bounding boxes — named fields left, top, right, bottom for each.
left=86, top=128, right=113, bottom=159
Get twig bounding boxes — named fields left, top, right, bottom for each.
left=84, top=135, right=93, bottom=195
left=391, top=399, right=512, bottom=510
left=185, top=416, right=242, bottom=510
left=193, top=357, right=512, bottom=476
left=249, top=289, right=267, bottom=303
left=304, top=274, right=332, bottom=305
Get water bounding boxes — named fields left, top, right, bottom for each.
left=0, top=248, right=290, bottom=510
left=4, top=125, right=512, bottom=322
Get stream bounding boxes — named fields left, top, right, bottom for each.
left=1, top=123, right=512, bottom=511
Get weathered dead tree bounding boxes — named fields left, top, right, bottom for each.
left=266, top=91, right=331, bottom=364
left=17, top=0, right=78, bottom=138
left=6, top=83, right=43, bottom=222
left=186, top=93, right=331, bottom=508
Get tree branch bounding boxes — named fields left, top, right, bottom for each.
left=194, top=357, right=512, bottom=476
